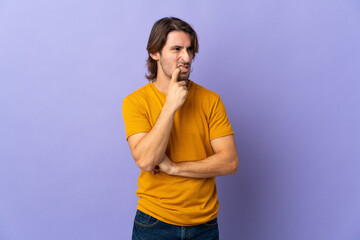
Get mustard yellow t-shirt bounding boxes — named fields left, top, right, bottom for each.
left=122, top=80, right=234, bottom=226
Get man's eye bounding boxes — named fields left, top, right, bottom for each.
left=187, top=47, right=193, bottom=52
left=173, top=48, right=180, bottom=51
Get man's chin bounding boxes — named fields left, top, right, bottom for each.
left=177, top=74, right=190, bottom=81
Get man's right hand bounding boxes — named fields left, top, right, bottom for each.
left=164, top=68, right=189, bottom=113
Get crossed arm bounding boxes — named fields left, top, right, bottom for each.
left=157, top=134, right=238, bottom=178
left=128, top=129, right=238, bottom=179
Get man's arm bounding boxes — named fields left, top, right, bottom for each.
left=158, top=135, right=239, bottom=178
left=127, top=68, right=187, bottom=172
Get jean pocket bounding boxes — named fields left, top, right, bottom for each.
left=134, top=210, right=159, bottom=228
left=203, top=217, right=218, bottom=227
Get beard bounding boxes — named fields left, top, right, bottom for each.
left=177, top=70, right=190, bottom=81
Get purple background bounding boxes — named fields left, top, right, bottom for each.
left=1, top=0, right=360, bottom=239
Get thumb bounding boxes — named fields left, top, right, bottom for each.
left=171, top=68, right=180, bottom=83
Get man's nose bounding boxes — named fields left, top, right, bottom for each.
left=180, top=49, right=191, bottom=62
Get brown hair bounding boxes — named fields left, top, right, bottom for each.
left=146, top=17, right=199, bottom=81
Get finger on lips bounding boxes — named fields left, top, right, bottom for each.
left=171, top=68, right=180, bottom=82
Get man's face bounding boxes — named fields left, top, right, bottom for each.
left=153, top=31, right=194, bottom=81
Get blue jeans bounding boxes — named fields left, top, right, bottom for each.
left=132, top=210, right=219, bottom=240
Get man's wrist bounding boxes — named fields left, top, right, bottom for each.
left=171, top=162, right=179, bottom=176
left=163, top=102, right=177, bottom=116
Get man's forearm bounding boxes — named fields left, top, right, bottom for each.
left=176, top=153, right=238, bottom=178
left=161, top=151, right=238, bottom=179
left=131, top=104, right=176, bottom=172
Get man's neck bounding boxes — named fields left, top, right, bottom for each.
left=152, top=77, right=170, bottom=94
left=153, top=78, right=189, bottom=94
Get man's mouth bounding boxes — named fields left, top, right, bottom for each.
left=178, top=65, right=189, bottom=73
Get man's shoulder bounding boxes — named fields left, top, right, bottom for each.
left=123, top=82, right=152, bottom=103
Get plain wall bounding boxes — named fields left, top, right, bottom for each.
left=1, top=0, right=359, bottom=239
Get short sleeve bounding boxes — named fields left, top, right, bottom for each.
left=209, top=96, right=234, bottom=140
left=122, top=96, right=151, bottom=140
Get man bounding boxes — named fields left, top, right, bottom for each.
left=122, top=17, right=238, bottom=240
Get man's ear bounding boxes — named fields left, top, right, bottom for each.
left=150, top=52, right=160, bottom=61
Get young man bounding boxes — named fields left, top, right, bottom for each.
left=122, top=17, right=238, bottom=240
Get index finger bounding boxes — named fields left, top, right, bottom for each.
left=171, top=68, right=180, bottom=82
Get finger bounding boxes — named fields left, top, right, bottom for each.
left=178, top=81, right=187, bottom=86
left=171, top=68, right=180, bottom=82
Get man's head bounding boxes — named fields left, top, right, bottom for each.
left=146, top=17, right=199, bottom=81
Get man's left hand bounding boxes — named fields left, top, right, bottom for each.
left=158, top=155, right=177, bottom=175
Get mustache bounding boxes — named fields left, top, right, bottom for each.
left=177, top=62, right=190, bottom=66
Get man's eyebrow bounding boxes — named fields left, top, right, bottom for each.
left=171, top=45, right=183, bottom=49
left=170, top=45, right=193, bottom=49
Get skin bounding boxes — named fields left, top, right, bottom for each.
left=127, top=31, right=239, bottom=178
